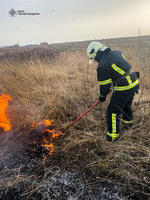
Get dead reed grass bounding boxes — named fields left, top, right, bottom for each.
left=0, top=44, right=149, bottom=199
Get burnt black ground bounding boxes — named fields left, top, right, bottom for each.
left=0, top=129, right=148, bottom=200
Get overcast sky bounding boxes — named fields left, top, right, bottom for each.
left=0, top=0, right=150, bottom=46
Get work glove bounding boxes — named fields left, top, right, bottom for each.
left=98, top=91, right=106, bottom=102
left=99, top=96, right=106, bottom=102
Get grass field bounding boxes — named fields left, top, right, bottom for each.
left=0, top=36, right=150, bottom=199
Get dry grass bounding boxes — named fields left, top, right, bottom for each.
left=0, top=43, right=150, bottom=199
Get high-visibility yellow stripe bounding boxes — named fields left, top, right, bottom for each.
left=126, top=76, right=132, bottom=85
left=112, top=113, right=116, bottom=133
left=111, top=63, right=125, bottom=75
left=121, top=119, right=133, bottom=124
left=107, top=132, right=119, bottom=140
left=98, top=79, right=112, bottom=85
left=122, top=54, right=127, bottom=60
left=114, top=79, right=139, bottom=91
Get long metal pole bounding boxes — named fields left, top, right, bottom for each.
left=65, top=100, right=100, bottom=129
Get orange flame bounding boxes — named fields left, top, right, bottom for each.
left=31, top=119, right=63, bottom=159
left=30, top=119, right=54, bottom=130
left=0, top=94, right=12, bottom=131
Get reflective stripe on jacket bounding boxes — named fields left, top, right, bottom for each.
left=96, top=48, right=139, bottom=97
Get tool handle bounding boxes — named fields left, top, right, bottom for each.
left=66, top=100, right=100, bottom=129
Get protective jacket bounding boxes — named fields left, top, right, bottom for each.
left=96, top=48, right=139, bottom=97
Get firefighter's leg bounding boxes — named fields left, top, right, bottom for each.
left=122, top=92, right=135, bottom=128
left=106, top=94, right=122, bottom=141
left=106, top=93, right=131, bottom=141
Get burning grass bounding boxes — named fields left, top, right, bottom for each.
left=0, top=44, right=150, bottom=199
left=0, top=94, right=12, bottom=131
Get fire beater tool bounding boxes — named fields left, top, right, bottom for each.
left=46, top=100, right=100, bottom=136
left=65, top=100, right=100, bottom=129
left=42, top=100, right=100, bottom=157
left=63, top=88, right=112, bottom=130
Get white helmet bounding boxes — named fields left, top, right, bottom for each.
left=87, top=41, right=106, bottom=60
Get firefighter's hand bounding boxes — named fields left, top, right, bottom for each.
left=99, top=96, right=106, bottom=102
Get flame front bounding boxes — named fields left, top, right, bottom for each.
left=0, top=94, right=12, bottom=131
left=31, top=119, right=63, bottom=159
left=0, top=93, right=63, bottom=158
left=30, top=119, right=54, bottom=130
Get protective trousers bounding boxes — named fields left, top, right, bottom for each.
left=106, top=90, right=136, bottom=139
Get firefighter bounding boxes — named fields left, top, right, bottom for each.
left=87, top=41, right=139, bottom=141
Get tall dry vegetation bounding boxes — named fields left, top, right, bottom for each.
left=0, top=43, right=149, bottom=199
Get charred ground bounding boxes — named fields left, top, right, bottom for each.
left=0, top=36, right=150, bottom=200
